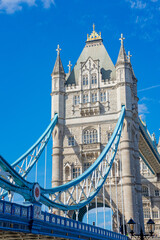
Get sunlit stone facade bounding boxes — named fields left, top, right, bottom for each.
left=51, top=26, right=144, bottom=233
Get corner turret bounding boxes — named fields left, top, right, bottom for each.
left=51, top=45, right=65, bottom=119
left=51, top=44, right=65, bottom=196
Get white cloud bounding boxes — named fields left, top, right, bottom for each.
left=127, top=0, right=147, bottom=9
left=138, top=103, right=149, bottom=120
left=41, top=0, right=55, bottom=8
left=138, top=84, right=160, bottom=92
left=0, top=0, right=55, bottom=14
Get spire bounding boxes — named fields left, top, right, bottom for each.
left=116, top=33, right=128, bottom=64
left=52, top=44, right=65, bottom=76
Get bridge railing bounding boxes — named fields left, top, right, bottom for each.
left=41, top=210, right=126, bottom=240
left=0, top=199, right=128, bottom=240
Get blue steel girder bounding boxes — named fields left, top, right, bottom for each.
left=0, top=113, right=58, bottom=199
left=139, top=118, right=160, bottom=174
left=0, top=107, right=125, bottom=210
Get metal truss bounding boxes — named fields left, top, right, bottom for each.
left=40, top=106, right=125, bottom=210
left=0, top=113, right=58, bottom=199
left=0, top=107, right=125, bottom=210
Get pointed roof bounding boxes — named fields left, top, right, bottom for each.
left=116, top=34, right=128, bottom=65
left=52, top=45, right=65, bottom=76
left=66, top=27, right=116, bottom=85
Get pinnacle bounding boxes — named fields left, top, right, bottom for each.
left=116, top=33, right=128, bottom=65
left=52, top=45, right=65, bottom=75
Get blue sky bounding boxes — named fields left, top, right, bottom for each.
left=0, top=0, right=160, bottom=188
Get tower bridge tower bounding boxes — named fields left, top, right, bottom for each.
left=51, top=26, right=144, bottom=231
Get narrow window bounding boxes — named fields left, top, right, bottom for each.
left=68, top=136, right=75, bottom=146
left=142, top=186, right=149, bottom=196
left=155, top=189, right=159, bottom=196
left=153, top=210, right=159, bottom=219
left=91, top=74, right=97, bottom=84
left=84, top=162, right=91, bottom=172
left=83, top=75, right=88, bottom=85
left=83, top=94, right=88, bottom=103
left=91, top=93, right=97, bottom=103
left=73, top=95, right=80, bottom=105
left=100, top=92, right=106, bottom=102
left=73, top=167, right=81, bottom=178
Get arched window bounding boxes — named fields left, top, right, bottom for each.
left=83, top=75, right=88, bottom=85
left=91, top=74, right=97, bottom=84
left=142, top=186, right=149, bottom=196
left=83, top=129, right=98, bottom=144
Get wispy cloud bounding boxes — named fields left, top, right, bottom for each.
left=41, top=0, right=55, bottom=8
left=138, top=84, right=160, bottom=92
left=0, top=0, right=55, bottom=14
left=127, top=0, right=147, bottom=9
left=138, top=103, right=149, bottom=120
left=126, top=0, right=160, bottom=41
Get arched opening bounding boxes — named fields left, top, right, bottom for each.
left=72, top=202, right=113, bottom=231
left=82, top=207, right=112, bottom=230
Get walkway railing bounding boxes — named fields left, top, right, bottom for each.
left=0, top=199, right=128, bottom=240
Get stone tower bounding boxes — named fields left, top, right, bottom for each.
left=115, top=34, right=144, bottom=231
left=51, top=26, right=144, bottom=232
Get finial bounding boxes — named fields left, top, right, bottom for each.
left=87, top=24, right=102, bottom=42
left=68, top=60, right=72, bottom=74
left=127, top=51, right=132, bottom=62
left=119, top=33, right=125, bottom=45
left=56, top=44, right=61, bottom=56
left=93, top=23, right=95, bottom=32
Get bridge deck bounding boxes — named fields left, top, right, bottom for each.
left=0, top=199, right=127, bottom=240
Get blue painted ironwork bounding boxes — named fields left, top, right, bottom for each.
left=40, top=106, right=125, bottom=210
left=0, top=113, right=58, bottom=199
left=0, top=107, right=125, bottom=211
left=0, top=199, right=128, bottom=240
left=12, top=113, right=58, bottom=177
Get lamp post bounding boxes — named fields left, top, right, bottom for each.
left=127, top=218, right=136, bottom=236
left=127, top=218, right=155, bottom=240
left=147, top=219, right=155, bottom=236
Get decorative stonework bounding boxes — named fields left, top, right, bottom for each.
left=86, top=24, right=102, bottom=42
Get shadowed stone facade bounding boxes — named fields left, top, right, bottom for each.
left=51, top=26, right=144, bottom=233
